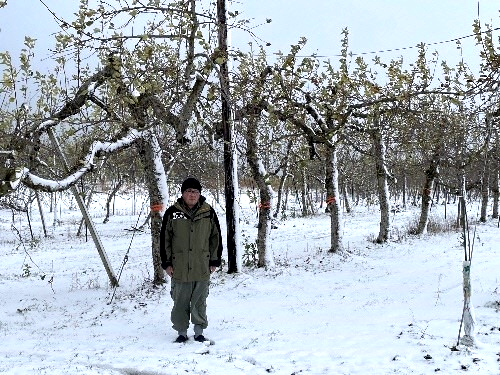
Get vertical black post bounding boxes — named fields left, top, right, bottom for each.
left=217, top=0, right=237, bottom=273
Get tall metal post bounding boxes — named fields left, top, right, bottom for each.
left=217, top=0, right=237, bottom=273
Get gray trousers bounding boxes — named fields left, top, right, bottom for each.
left=170, top=280, right=210, bottom=336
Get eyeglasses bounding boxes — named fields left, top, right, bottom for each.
left=184, top=189, right=200, bottom=194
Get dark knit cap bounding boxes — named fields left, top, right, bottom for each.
left=181, top=177, right=202, bottom=193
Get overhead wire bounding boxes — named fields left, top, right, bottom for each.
left=270, top=26, right=500, bottom=59
left=272, top=0, right=497, bottom=59
left=37, top=0, right=499, bottom=61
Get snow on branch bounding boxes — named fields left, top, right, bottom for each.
left=22, top=165, right=91, bottom=192
left=22, top=129, right=145, bottom=192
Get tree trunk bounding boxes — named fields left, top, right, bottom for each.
left=341, top=178, right=352, bottom=213
left=459, top=179, right=475, bottom=347
left=301, top=168, right=309, bottom=216
left=52, top=192, right=57, bottom=225
left=416, top=149, right=440, bottom=234
left=460, top=259, right=475, bottom=347
left=135, top=132, right=169, bottom=285
left=480, top=116, right=493, bottom=222
left=479, top=148, right=490, bottom=223
left=241, top=64, right=276, bottom=268
left=103, top=175, right=125, bottom=224
left=371, top=129, right=390, bottom=243
left=274, top=172, right=288, bottom=219
left=274, top=141, right=292, bottom=218
left=245, top=115, right=275, bottom=268
left=252, top=169, right=274, bottom=268
left=283, top=185, right=290, bottom=214
left=492, top=171, right=499, bottom=219
left=457, top=169, right=466, bottom=228
left=402, top=174, right=407, bottom=209
left=325, top=144, right=344, bottom=253
left=480, top=175, right=489, bottom=223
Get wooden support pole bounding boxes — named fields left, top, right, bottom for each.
left=47, top=129, right=118, bottom=287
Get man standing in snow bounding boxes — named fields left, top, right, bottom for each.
left=160, top=177, right=223, bottom=343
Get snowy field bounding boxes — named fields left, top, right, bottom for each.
left=0, top=191, right=499, bottom=375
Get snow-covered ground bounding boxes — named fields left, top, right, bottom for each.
left=0, top=191, right=499, bottom=374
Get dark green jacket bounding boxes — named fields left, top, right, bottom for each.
left=160, top=196, right=222, bottom=282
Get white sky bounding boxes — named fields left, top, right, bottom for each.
left=0, top=1, right=499, bottom=73
left=233, top=0, right=500, bottom=72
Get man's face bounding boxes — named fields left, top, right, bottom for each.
left=182, top=188, right=200, bottom=208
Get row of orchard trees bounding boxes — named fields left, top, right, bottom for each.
left=1, top=1, right=499, bottom=279
left=233, top=31, right=500, bottom=261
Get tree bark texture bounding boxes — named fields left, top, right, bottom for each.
left=416, top=149, right=440, bottom=234
left=135, top=133, right=168, bottom=284
left=103, top=175, right=125, bottom=224
left=480, top=117, right=493, bottom=223
left=274, top=140, right=293, bottom=219
left=371, top=129, right=390, bottom=243
left=480, top=174, right=489, bottom=223
left=300, top=168, right=309, bottom=216
left=341, top=179, right=352, bottom=213
left=245, top=117, right=274, bottom=268
left=492, top=171, right=499, bottom=219
left=458, top=179, right=475, bottom=347
left=479, top=148, right=490, bottom=223
left=325, top=144, right=344, bottom=253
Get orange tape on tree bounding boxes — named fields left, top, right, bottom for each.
left=258, top=201, right=271, bottom=209
left=150, top=204, right=164, bottom=213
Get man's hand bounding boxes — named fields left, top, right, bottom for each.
left=210, top=266, right=217, bottom=274
left=165, top=266, right=174, bottom=277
